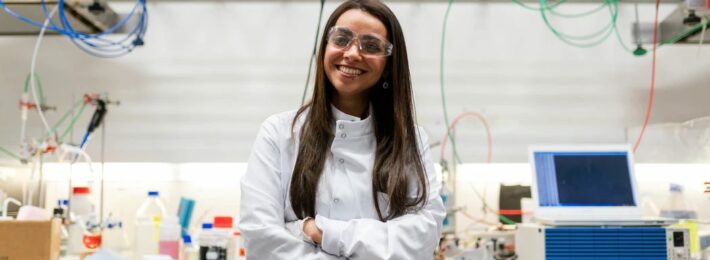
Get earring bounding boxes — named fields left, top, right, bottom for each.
left=382, top=81, right=389, bottom=89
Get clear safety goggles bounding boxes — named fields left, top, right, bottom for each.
left=326, top=26, right=393, bottom=57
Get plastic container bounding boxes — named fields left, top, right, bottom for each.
left=70, top=187, right=94, bottom=218
left=198, top=223, right=213, bottom=260
left=68, top=187, right=95, bottom=254
left=181, top=235, right=199, bottom=260
left=212, top=216, right=231, bottom=260
left=232, top=231, right=245, bottom=260
left=659, top=184, right=698, bottom=219
left=135, top=191, right=168, bottom=258
left=102, top=218, right=128, bottom=254
left=160, top=216, right=181, bottom=260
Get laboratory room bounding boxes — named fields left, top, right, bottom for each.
left=1, top=0, right=710, bottom=259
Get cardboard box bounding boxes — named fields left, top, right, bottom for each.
left=0, top=219, right=61, bottom=260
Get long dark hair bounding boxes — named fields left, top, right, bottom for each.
left=289, top=0, right=427, bottom=221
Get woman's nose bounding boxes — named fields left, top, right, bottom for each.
left=342, top=41, right=362, bottom=60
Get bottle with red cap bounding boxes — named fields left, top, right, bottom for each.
left=211, top=216, right=232, bottom=260
left=67, top=186, right=96, bottom=254
left=70, top=187, right=94, bottom=219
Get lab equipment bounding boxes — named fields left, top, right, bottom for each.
left=498, top=184, right=531, bottom=224
left=516, top=224, right=691, bottom=260
left=198, top=223, right=227, bottom=260
left=16, top=205, right=50, bottom=220
left=52, top=199, right=70, bottom=257
left=181, top=235, right=199, bottom=260
left=0, top=189, right=5, bottom=216
left=135, top=191, right=168, bottom=258
left=198, top=223, right=214, bottom=260
left=70, top=187, right=95, bottom=219
left=102, top=215, right=128, bottom=254
left=177, top=197, right=195, bottom=236
left=210, top=216, right=232, bottom=260
left=1, top=196, right=21, bottom=220
left=529, top=145, right=674, bottom=226
left=440, top=179, right=453, bottom=233
left=159, top=216, right=181, bottom=260
left=82, top=231, right=102, bottom=250
left=68, top=186, right=96, bottom=254
left=52, top=199, right=68, bottom=220
left=660, top=184, right=698, bottom=220
left=231, top=231, right=245, bottom=260
left=0, top=0, right=148, bottom=57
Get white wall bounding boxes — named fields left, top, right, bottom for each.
left=1, top=2, right=710, bottom=164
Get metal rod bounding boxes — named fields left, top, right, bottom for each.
left=100, top=118, right=106, bottom=224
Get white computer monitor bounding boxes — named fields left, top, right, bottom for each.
left=529, top=145, right=643, bottom=222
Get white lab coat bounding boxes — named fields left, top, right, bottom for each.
left=239, top=107, right=445, bottom=260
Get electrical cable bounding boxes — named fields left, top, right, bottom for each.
left=301, top=0, right=326, bottom=106
left=0, top=0, right=148, bottom=57
left=632, top=0, right=661, bottom=153
left=440, top=111, right=493, bottom=164
left=440, top=0, right=463, bottom=164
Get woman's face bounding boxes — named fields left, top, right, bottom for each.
left=324, top=9, right=389, bottom=99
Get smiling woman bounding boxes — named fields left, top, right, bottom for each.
left=238, top=0, right=445, bottom=259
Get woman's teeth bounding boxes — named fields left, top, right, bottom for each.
left=338, top=66, right=363, bottom=76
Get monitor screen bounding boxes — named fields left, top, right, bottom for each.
left=534, top=151, right=636, bottom=207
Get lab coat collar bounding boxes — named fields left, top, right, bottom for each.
left=331, top=104, right=373, bottom=138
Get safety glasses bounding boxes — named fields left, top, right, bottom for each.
left=326, top=26, right=393, bottom=57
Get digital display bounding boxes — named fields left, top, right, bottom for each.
left=535, top=152, right=635, bottom=207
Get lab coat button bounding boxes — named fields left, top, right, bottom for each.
left=333, top=198, right=340, bottom=203
left=341, top=133, right=347, bottom=138
left=338, top=124, right=344, bottom=129
left=338, top=158, right=345, bottom=164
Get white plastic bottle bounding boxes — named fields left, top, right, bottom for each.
left=213, top=216, right=232, bottom=260
left=68, top=187, right=95, bottom=254
left=659, top=184, right=698, bottom=219
left=198, top=223, right=214, bottom=260
left=134, top=191, right=168, bottom=259
left=231, top=231, right=245, bottom=260
left=181, top=235, right=199, bottom=260
left=159, top=216, right=181, bottom=260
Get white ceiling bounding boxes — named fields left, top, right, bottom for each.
left=1, top=1, right=709, bottom=163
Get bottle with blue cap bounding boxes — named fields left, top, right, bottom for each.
left=182, top=234, right=199, bottom=260
left=134, top=190, right=168, bottom=258
left=197, top=222, right=214, bottom=260
left=660, top=184, right=698, bottom=219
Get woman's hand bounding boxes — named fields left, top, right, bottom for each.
left=303, top=218, right=323, bottom=244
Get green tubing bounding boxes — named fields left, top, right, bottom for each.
left=0, top=146, right=22, bottom=161
left=52, top=98, right=84, bottom=134
left=440, top=0, right=463, bottom=164
left=59, top=103, right=87, bottom=142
